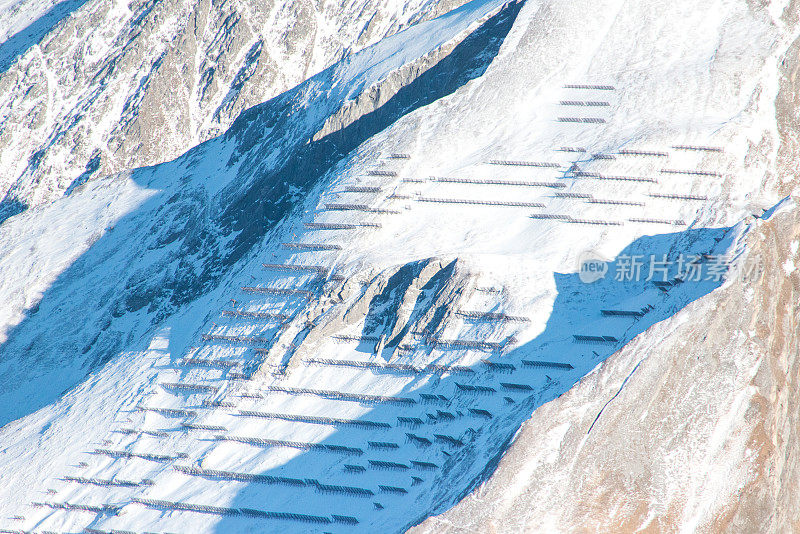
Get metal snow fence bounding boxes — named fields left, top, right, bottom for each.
left=267, top=385, right=416, bottom=405
left=332, top=515, right=360, bottom=524
left=114, top=428, right=169, bottom=437
left=181, top=357, right=240, bottom=368
left=215, top=435, right=364, bottom=455
left=368, top=441, right=400, bottom=450
left=554, top=192, right=593, bottom=198
left=174, top=465, right=305, bottom=487
left=241, top=286, right=316, bottom=297
left=136, top=406, right=197, bottom=417
left=405, top=433, right=432, bottom=447
left=529, top=213, right=573, bottom=220
left=572, top=171, right=657, bottom=183
left=431, top=176, right=565, bottom=188
left=427, top=337, right=506, bottom=351
left=563, top=84, right=615, bottom=90
left=280, top=242, right=342, bottom=251
left=368, top=460, right=409, bottom=470
left=305, top=358, right=473, bottom=376
left=648, top=193, right=708, bottom=201
left=236, top=409, right=391, bottom=429
left=419, top=393, right=451, bottom=404
left=410, top=460, right=439, bottom=470
left=482, top=360, right=516, bottom=373
left=454, top=383, right=496, bottom=394
left=305, top=358, right=418, bottom=374
left=660, top=168, right=721, bottom=177
left=261, top=263, right=329, bottom=273
left=434, top=434, right=464, bottom=447
left=469, top=408, right=493, bottom=418
left=183, top=423, right=228, bottom=432
left=487, top=160, right=560, bottom=167
left=61, top=476, right=149, bottom=488
left=425, top=364, right=475, bottom=374
left=201, top=399, right=235, bottom=408
left=398, top=417, right=424, bottom=427
left=572, top=335, right=619, bottom=344
left=521, top=360, right=574, bottom=370
left=564, top=218, right=623, bottom=226
left=457, top=311, right=530, bottom=322
left=344, top=464, right=367, bottom=473
left=343, top=186, right=383, bottom=192
left=417, top=197, right=545, bottom=208
left=672, top=145, right=723, bottom=152
left=629, top=217, right=684, bottom=225
left=92, top=449, right=187, bottom=462
left=307, top=480, right=375, bottom=497
left=500, top=382, right=534, bottom=391
left=201, top=333, right=271, bottom=345
left=652, top=280, right=673, bottom=292
left=132, top=497, right=239, bottom=516
left=161, top=382, right=219, bottom=394
left=587, top=198, right=645, bottom=206
left=332, top=334, right=382, bottom=343
left=600, top=309, right=647, bottom=317
left=303, top=222, right=357, bottom=230
left=238, top=508, right=332, bottom=523
left=557, top=117, right=606, bottom=123
left=228, top=371, right=253, bottom=380
left=617, top=149, right=668, bottom=157
left=559, top=100, right=610, bottom=106
left=33, top=502, right=120, bottom=514
left=134, top=498, right=333, bottom=523
left=305, top=221, right=381, bottom=230
left=323, top=203, right=399, bottom=214
left=379, top=485, right=409, bottom=494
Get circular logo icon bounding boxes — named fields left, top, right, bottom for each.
left=578, top=249, right=609, bottom=283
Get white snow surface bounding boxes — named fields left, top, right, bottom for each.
left=0, top=0, right=798, bottom=532
left=0, top=0, right=70, bottom=43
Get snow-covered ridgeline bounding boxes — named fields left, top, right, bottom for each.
left=0, top=0, right=798, bottom=532
left=0, top=0, right=472, bottom=221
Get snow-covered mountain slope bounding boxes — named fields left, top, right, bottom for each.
left=0, top=0, right=510, bottom=426
left=410, top=203, right=800, bottom=533
left=0, top=0, right=799, bottom=532
left=0, top=0, right=469, bottom=222
left=0, top=0, right=86, bottom=71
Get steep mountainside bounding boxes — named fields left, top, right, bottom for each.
left=411, top=203, right=800, bottom=533
left=0, top=0, right=468, bottom=221
left=0, top=0, right=798, bottom=533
